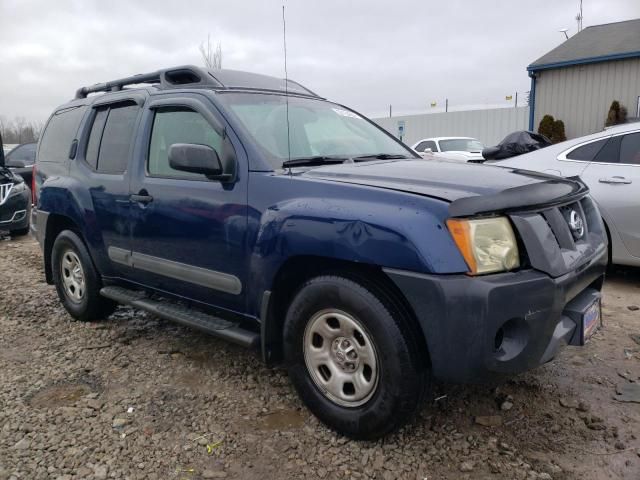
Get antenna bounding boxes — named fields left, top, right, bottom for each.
left=282, top=5, right=291, bottom=167
left=575, top=0, right=583, bottom=32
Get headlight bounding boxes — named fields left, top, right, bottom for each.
left=446, top=216, right=520, bottom=275
left=10, top=182, right=26, bottom=195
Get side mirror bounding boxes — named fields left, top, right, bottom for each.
left=423, top=147, right=433, bottom=153
left=0, top=131, right=4, bottom=168
left=168, top=143, right=229, bottom=180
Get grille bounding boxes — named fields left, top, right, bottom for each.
left=509, top=195, right=605, bottom=278
left=541, top=197, right=599, bottom=250
left=0, top=183, right=13, bottom=206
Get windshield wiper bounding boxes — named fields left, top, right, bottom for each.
left=352, top=154, right=410, bottom=161
left=282, top=156, right=350, bottom=168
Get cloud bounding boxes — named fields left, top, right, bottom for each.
left=0, top=0, right=638, bottom=122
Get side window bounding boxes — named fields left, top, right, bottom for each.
left=38, top=106, right=87, bottom=163
left=619, top=132, right=640, bottom=165
left=85, top=108, right=109, bottom=170
left=592, top=136, right=622, bottom=164
left=96, top=103, right=140, bottom=174
left=565, top=138, right=608, bottom=161
left=414, top=141, right=428, bottom=152
left=425, top=141, right=438, bottom=152
left=148, top=107, right=222, bottom=179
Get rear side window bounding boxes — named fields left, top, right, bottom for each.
left=593, top=136, right=622, bottom=164
left=619, top=132, right=640, bottom=165
left=566, top=138, right=607, bottom=161
left=38, top=106, right=87, bottom=163
left=85, top=102, right=140, bottom=174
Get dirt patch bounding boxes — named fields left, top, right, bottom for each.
left=0, top=237, right=639, bottom=480
left=28, top=383, right=93, bottom=408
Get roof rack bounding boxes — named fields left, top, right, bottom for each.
left=75, top=65, right=321, bottom=99
left=75, top=65, right=222, bottom=99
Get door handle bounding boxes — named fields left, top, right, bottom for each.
left=130, top=193, right=154, bottom=204
left=598, top=176, right=632, bottom=184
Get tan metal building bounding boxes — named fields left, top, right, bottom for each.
left=528, top=19, right=640, bottom=139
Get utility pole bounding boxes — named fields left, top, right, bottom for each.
left=445, top=98, right=449, bottom=113
left=515, top=92, right=518, bottom=108
left=389, top=105, right=392, bottom=118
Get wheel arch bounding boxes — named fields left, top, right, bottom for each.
left=261, top=255, right=430, bottom=368
left=43, top=214, right=84, bottom=284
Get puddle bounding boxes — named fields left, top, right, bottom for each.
left=256, top=408, right=307, bottom=430
left=28, top=383, right=93, bottom=408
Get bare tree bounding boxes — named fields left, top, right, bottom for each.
left=0, top=116, right=44, bottom=144
left=199, top=34, right=222, bottom=70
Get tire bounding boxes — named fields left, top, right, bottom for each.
left=51, top=230, right=116, bottom=321
left=283, top=275, right=429, bottom=439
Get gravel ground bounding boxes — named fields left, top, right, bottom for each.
left=1, top=236, right=639, bottom=480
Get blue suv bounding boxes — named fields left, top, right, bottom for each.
left=33, top=66, right=607, bottom=439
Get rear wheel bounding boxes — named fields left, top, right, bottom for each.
left=52, top=230, right=116, bottom=321
left=283, top=275, right=428, bottom=439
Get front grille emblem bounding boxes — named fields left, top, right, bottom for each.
left=568, top=210, right=584, bottom=240
left=0, top=183, right=13, bottom=206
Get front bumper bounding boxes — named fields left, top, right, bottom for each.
left=384, top=247, right=607, bottom=383
left=0, top=188, right=31, bottom=232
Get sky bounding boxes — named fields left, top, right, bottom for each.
left=1, top=0, right=639, bottom=124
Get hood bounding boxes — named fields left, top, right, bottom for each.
left=302, top=159, right=588, bottom=216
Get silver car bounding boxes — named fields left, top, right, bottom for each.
left=493, top=123, right=640, bottom=267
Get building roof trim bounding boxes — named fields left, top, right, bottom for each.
left=528, top=50, right=640, bottom=72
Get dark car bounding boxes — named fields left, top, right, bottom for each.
left=33, top=66, right=607, bottom=439
left=0, top=135, right=31, bottom=236
left=5, top=142, right=37, bottom=186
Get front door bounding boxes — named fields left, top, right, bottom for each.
left=127, top=94, right=248, bottom=313
left=581, top=130, right=640, bottom=258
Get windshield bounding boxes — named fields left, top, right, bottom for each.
left=218, top=93, right=414, bottom=169
left=439, top=139, right=484, bottom=152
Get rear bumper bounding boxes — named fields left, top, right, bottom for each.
left=384, top=247, right=607, bottom=383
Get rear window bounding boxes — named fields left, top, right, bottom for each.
left=6, top=143, right=37, bottom=165
left=38, top=106, right=87, bottom=163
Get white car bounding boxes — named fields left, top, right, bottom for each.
left=3, top=144, right=18, bottom=155
left=492, top=123, right=640, bottom=267
left=412, top=137, right=484, bottom=162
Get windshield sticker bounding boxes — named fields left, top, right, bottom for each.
left=332, top=108, right=362, bottom=119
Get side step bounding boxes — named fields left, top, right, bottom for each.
left=100, top=286, right=260, bottom=349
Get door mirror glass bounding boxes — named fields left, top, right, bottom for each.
left=168, top=143, right=223, bottom=177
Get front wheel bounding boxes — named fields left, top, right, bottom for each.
left=283, top=275, right=429, bottom=439
left=51, top=230, right=116, bottom=321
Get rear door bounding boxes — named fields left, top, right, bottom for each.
left=580, top=130, right=640, bottom=258
left=127, top=94, right=248, bottom=313
left=73, top=99, right=143, bottom=276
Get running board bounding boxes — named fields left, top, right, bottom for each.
left=100, top=286, right=259, bottom=349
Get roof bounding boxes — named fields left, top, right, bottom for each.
left=75, top=65, right=321, bottom=99
left=528, top=18, right=640, bottom=72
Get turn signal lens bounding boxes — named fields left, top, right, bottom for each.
left=446, top=217, right=520, bottom=275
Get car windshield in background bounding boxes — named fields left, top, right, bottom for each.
left=439, top=139, right=484, bottom=152
left=219, top=93, right=413, bottom=169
